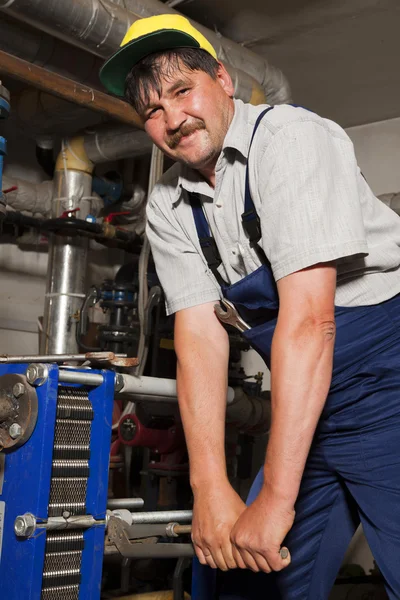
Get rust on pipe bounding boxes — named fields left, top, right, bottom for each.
left=0, top=49, right=144, bottom=129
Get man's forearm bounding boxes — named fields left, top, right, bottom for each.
left=263, top=316, right=335, bottom=506
left=175, top=305, right=230, bottom=489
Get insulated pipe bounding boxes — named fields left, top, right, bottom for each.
left=2, top=175, right=53, bottom=216
left=0, top=15, right=103, bottom=87
left=83, top=123, right=152, bottom=164
left=0, top=0, right=290, bottom=104
left=116, top=374, right=235, bottom=405
left=40, top=141, right=94, bottom=354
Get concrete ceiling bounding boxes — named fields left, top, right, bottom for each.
left=178, top=0, right=400, bottom=128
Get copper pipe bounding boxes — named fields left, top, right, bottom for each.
left=172, top=524, right=192, bottom=535
left=0, top=49, right=144, bottom=129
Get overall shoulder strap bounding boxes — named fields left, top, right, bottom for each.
left=189, top=192, right=227, bottom=286
left=241, top=106, right=274, bottom=265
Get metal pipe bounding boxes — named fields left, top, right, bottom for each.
left=58, top=370, right=104, bottom=386
left=172, top=524, right=192, bottom=536
left=38, top=515, right=104, bottom=530
left=116, top=374, right=235, bottom=405
left=130, top=510, right=192, bottom=524
left=83, top=123, right=152, bottom=163
left=0, top=0, right=290, bottom=104
left=107, top=498, right=145, bottom=510
left=0, top=50, right=143, bottom=128
left=40, top=168, right=93, bottom=354
left=123, top=523, right=191, bottom=538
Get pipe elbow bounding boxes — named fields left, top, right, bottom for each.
left=262, top=64, right=292, bottom=105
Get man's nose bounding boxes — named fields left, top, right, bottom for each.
left=164, top=105, right=186, bottom=133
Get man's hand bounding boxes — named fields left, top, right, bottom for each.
left=230, top=489, right=294, bottom=573
left=192, top=481, right=247, bottom=571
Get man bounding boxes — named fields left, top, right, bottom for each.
left=100, top=14, right=400, bottom=599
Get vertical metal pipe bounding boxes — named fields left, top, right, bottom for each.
left=41, top=165, right=93, bottom=354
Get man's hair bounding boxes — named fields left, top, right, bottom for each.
left=124, top=47, right=219, bottom=115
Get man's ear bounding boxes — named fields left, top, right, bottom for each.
left=216, top=62, right=235, bottom=97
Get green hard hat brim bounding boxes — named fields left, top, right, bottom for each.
left=99, top=30, right=202, bottom=97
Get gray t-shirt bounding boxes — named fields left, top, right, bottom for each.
left=146, top=99, right=400, bottom=315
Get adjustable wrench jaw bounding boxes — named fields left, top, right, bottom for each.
left=214, top=298, right=251, bottom=332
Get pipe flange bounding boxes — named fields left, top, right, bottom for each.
left=0, top=373, right=38, bottom=450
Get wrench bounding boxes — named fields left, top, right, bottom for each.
left=214, top=298, right=251, bottom=332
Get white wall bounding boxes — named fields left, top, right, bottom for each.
left=0, top=127, right=49, bottom=354
left=347, top=116, right=400, bottom=195
left=0, top=270, right=44, bottom=354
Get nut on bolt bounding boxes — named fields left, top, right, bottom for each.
left=12, top=383, right=25, bottom=398
left=114, top=373, right=124, bottom=392
left=26, top=363, right=49, bottom=387
left=9, top=423, right=22, bottom=439
left=14, top=513, right=36, bottom=538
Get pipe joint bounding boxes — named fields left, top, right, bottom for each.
left=55, top=136, right=94, bottom=174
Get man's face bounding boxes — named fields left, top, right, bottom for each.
left=141, top=61, right=235, bottom=173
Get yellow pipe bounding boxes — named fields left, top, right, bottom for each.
left=55, top=136, right=94, bottom=175
left=250, top=83, right=267, bottom=106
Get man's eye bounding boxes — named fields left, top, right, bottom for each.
left=147, top=107, right=160, bottom=118
left=177, top=88, right=189, bottom=96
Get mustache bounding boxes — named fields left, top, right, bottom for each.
left=166, top=120, right=206, bottom=149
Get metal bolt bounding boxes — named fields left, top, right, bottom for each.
left=9, top=423, right=22, bottom=439
left=14, top=513, right=36, bottom=537
left=12, top=383, right=25, bottom=398
left=26, top=363, right=49, bottom=387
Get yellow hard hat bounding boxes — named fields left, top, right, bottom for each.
left=100, top=14, right=217, bottom=97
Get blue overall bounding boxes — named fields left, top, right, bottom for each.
left=190, top=108, right=400, bottom=599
